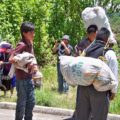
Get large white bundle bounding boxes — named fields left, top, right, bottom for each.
left=13, top=52, right=37, bottom=71
left=8, top=52, right=43, bottom=79
left=60, top=56, right=117, bottom=92
left=81, top=6, right=116, bottom=44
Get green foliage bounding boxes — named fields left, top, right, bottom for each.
left=35, top=89, right=55, bottom=107
left=0, top=0, right=120, bottom=65
left=0, top=0, right=22, bottom=44
left=110, top=86, right=120, bottom=114
left=48, top=0, right=85, bottom=46
left=109, top=13, right=120, bottom=65
left=109, top=13, right=120, bottom=40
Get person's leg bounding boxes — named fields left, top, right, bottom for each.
left=57, top=62, right=63, bottom=93
left=24, top=79, right=35, bottom=120
left=10, top=86, right=14, bottom=96
left=11, top=75, right=16, bottom=96
left=89, top=86, right=109, bottom=120
left=63, top=79, right=69, bottom=93
left=1, top=80, right=7, bottom=96
left=75, top=86, right=91, bottom=120
left=71, top=85, right=81, bottom=119
left=15, top=80, right=27, bottom=120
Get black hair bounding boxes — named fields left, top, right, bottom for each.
left=20, top=22, right=34, bottom=36
left=87, top=25, right=98, bottom=34
left=96, top=27, right=110, bottom=42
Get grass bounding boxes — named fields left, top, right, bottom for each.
left=0, top=64, right=120, bottom=114
left=109, top=85, right=120, bottom=114
left=0, top=90, right=17, bottom=102
left=36, top=65, right=76, bottom=109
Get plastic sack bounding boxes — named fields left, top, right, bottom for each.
left=59, top=56, right=117, bottom=92
left=81, top=6, right=116, bottom=44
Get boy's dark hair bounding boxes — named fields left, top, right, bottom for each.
left=96, top=27, right=110, bottom=43
left=87, top=25, right=98, bottom=34
left=20, top=22, right=34, bottom=36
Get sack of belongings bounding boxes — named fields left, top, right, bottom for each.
left=59, top=56, right=117, bottom=92
left=81, top=6, right=116, bottom=44
left=8, top=52, right=43, bottom=80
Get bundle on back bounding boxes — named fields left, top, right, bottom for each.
left=82, top=6, right=116, bottom=44
left=59, top=56, right=117, bottom=92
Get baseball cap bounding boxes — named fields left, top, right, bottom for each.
left=62, top=35, right=70, bottom=41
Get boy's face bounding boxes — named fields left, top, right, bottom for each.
left=23, top=31, right=35, bottom=42
left=88, top=32, right=97, bottom=42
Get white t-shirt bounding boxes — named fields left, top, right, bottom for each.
left=105, top=50, right=118, bottom=93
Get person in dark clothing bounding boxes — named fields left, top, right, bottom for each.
left=52, top=35, right=73, bottom=93
left=0, top=42, right=14, bottom=97
left=65, top=25, right=98, bottom=120
left=74, top=28, right=118, bottom=120
left=75, top=25, right=98, bottom=56
left=9, top=22, right=35, bottom=120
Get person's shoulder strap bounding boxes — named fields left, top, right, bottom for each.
left=103, top=48, right=114, bottom=56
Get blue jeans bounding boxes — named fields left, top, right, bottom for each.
left=15, top=79, right=35, bottom=120
left=57, top=62, right=69, bottom=93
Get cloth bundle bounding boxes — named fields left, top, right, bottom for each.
left=59, top=56, right=117, bottom=92
left=8, top=52, right=43, bottom=80
left=81, top=6, right=116, bottom=44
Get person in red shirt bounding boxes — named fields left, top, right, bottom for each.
left=9, top=22, right=35, bottom=120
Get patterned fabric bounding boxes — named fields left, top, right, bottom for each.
left=75, top=38, right=91, bottom=56
left=57, top=44, right=73, bottom=56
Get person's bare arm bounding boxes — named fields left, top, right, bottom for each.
left=52, top=41, right=59, bottom=54
left=61, top=41, right=71, bottom=55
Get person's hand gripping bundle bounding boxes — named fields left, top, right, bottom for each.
left=27, top=63, right=43, bottom=81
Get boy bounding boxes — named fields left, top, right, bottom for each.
left=9, top=22, right=35, bottom=120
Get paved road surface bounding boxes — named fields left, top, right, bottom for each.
left=0, top=109, right=70, bottom=120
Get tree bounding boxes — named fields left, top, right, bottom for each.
left=0, top=0, right=119, bottom=65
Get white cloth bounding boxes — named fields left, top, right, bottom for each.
left=13, top=52, right=37, bottom=72
left=82, top=6, right=116, bottom=44
left=105, top=50, right=118, bottom=93
left=8, top=52, right=42, bottom=79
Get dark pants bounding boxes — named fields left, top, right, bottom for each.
left=57, top=62, right=69, bottom=93
left=15, top=79, right=35, bottom=120
left=75, top=85, right=109, bottom=120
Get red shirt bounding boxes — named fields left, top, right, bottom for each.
left=10, top=39, right=34, bottom=80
